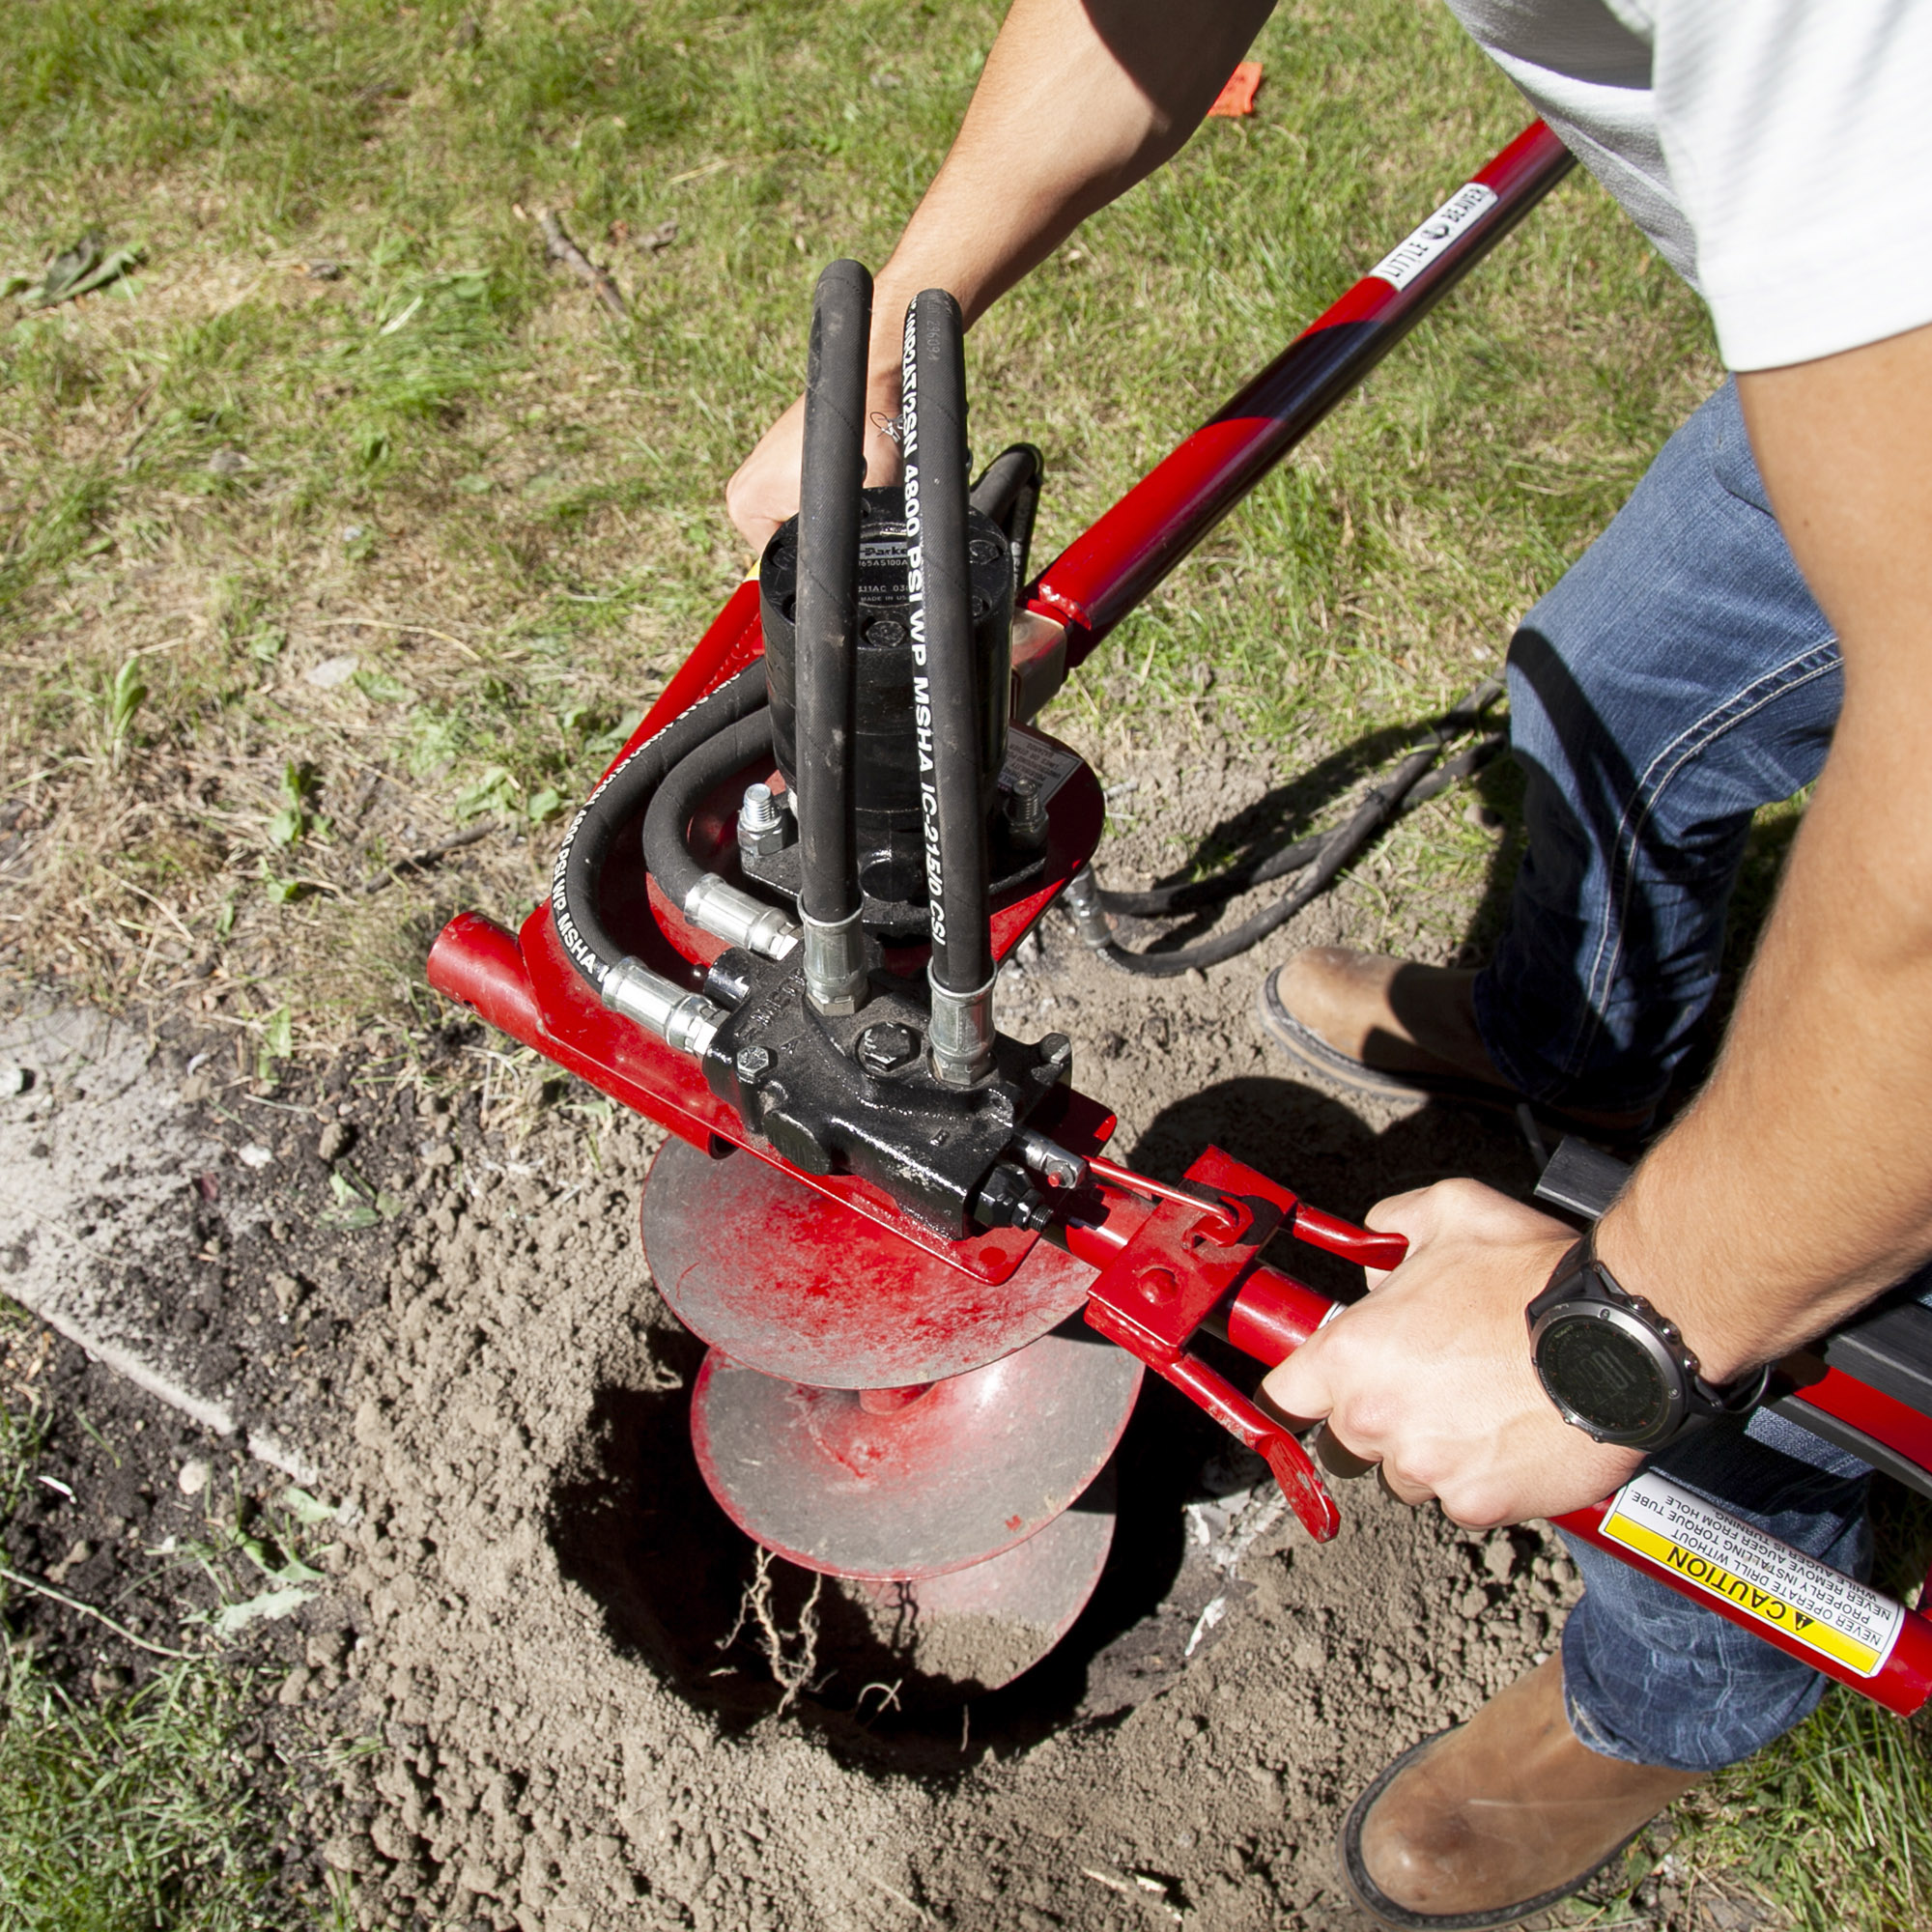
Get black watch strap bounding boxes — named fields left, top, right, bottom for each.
left=1526, top=1227, right=1768, bottom=1448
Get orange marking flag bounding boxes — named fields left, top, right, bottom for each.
left=1208, top=61, right=1263, bottom=119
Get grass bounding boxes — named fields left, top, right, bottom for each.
left=0, top=1649, right=290, bottom=1932
left=0, top=1324, right=320, bottom=1932
left=0, top=0, right=1920, bottom=1923
left=0, top=0, right=1713, bottom=1037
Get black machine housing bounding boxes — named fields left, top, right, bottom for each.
left=751, top=486, right=1048, bottom=935
left=698, top=946, right=1069, bottom=1239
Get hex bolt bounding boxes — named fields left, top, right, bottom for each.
left=1004, top=777, right=1049, bottom=852
left=738, top=782, right=789, bottom=859
left=855, top=1022, right=919, bottom=1076
left=735, top=1045, right=773, bottom=1085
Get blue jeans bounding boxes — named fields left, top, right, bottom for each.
left=1473, top=381, right=1870, bottom=1769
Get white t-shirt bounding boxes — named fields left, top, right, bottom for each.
left=1444, top=0, right=1932, bottom=371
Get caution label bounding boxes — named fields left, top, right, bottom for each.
left=1369, top=182, right=1498, bottom=292
left=1600, top=1471, right=1903, bottom=1678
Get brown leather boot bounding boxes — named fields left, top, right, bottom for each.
left=1257, top=948, right=1652, bottom=1135
left=1340, top=1658, right=1705, bottom=1928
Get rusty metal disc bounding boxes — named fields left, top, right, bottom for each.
left=819, top=1472, right=1118, bottom=1701
left=639, top=1134, right=1098, bottom=1387
left=689, top=1331, right=1142, bottom=1580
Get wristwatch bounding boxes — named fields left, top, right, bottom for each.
left=1526, top=1230, right=1768, bottom=1451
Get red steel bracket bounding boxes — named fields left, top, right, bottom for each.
left=1082, top=1148, right=1341, bottom=1540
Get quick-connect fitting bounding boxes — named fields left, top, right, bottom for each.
left=927, top=969, right=996, bottom=1088
left=683, top=875, right=801, bottom=962
left=601, top=955, right=727, bottom=1059
left=801, top=907, right=868, bottom=1015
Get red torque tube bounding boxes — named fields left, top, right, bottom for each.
left=1031, top=121, right=1574, bottom=656
left=1556, top=1498, right=1932, bottom=1718
left=1224, top=1266, right=1332, bottom=1361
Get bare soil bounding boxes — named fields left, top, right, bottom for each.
left=2, top=701, right=1745, bottom=1931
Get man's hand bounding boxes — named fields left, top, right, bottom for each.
left=726, top=389, right=906, bottom=555
left=724, top=0, right=1275, bottom=551
left=1263, top=1180, right=1642, bottom=1528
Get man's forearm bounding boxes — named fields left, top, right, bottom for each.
left=863, top=0, right=1274, bottom=401
left=1596, top=325, right=1932, bottom=1380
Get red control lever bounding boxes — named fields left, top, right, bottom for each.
left=1079, top=1148, right=1344, bottom=1540
left=1076, top=1152, right=1415, bottom=1541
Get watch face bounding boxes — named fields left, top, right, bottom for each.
left=1538, top=1313, right=1671, bottom=1437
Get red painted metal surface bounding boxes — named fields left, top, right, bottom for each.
left=1216, top=1235, right=1932, bottom=1717
left=638, top=1135, right=1103, bottom=1387
left=689, top=1336, right=1141, bottom=1581
left=1786, top=1362, right=1932, bottom=1475
left=1082, top=1149, right=1341, bottom=1542
left=1029, top=121, right=1574, bottom=658
left=838, top=1489, right=1119, bottom=1693
left=425, top=116, right=1932, bottom=1708
left=1557, top=1497, right=1932, bottom=1718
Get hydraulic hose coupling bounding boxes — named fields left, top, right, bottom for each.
left=802, top=907, right=869, bottom=1016
left=927, top=971, right=996, bottom=1088
left=683, top=874, right=800, bottom=962
left=1063, top=865, right=1114, bottom=952
left=601, top=955, right=727, bottom=1059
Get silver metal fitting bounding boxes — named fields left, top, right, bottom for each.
left=1013, top=1125, right=1088, bottom=1192
left=802, top=908, right=869, bottom=1015
left=737, top=782, right=788, bottom=860
left=1061, top=865, right=1114, bottom=951
left=1009, top=610, right=1068, bottom=725
left=683, top=874, right=800, bottom=961
left=601, top=956, right=726, bottom=1060
left=927, top=970, right=996, bottom=1088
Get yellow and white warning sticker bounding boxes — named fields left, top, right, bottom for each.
left=1600, top=1471, right=1903, bottom=1678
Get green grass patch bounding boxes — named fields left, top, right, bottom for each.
left=1675, top=1687, right=1932, bottom=1932
left=0, top=1322, right=332, bottom=1932
left=0, top=0, right=1714, bottom=1024
left=0, top=1646, right=291, bottom=1932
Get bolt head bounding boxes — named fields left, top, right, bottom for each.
left=1138, top=1266, right=1180, bottom=1302
left=855, top=1022, right=919, bottom=1075
left=735, top=1045, right=773, bottom=1083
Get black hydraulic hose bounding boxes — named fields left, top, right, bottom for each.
left=549, top=666, right=769, bottom=995
left=793, top=259, right=872, bottom=930
left=1094, top=684, right=1504, bottom=978
left=641, top=706, right=776, bottom=913
left=1101, top=734, right=1506, bottom=919
left=970, top=442, right=1044, bottom=591
left=905, top=287, right=993, bottom=996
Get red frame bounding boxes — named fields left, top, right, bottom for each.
left=428, top=120, right=1932, bottom=1716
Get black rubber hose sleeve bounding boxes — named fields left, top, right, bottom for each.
left=906, top=287, right=994, bottom=995
left=794, top=259, right=872, bottom=928
left=642, top=707, right=776, bottom=915
left=548, top=665, right=768, bottom=995
left=1096, top=728, right=1505, bottom=978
